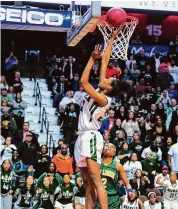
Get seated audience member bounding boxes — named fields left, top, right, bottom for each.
left=162, top=137, right=173, bottom=164
left=120, top=68, right=132, bottom=82
left=110, top=118, right=127, bottom=143
left=159, top=56, right=170, bottom=73
left=115, top=105, right=127, bottom=121
left=7, top=86, right=16, bottom=100
left=113, top=130, right=126, bottom=154
left=154, top=165, right=169, bottom=194
left=73, top=86, right=86, bottom=106
left=13, top=92, right=27, bottom=129
left=123, top=153, right=142, bottom=180
left=122, top=111, right=140, bottom=143
left=144, top=192, right=162, bottom=209
left=167, top=82, right=178, bottom=99
left=125, top=54, right=137, bottom=71
left=37, top=162, right=62, bottom=191
left=1, top=87, right=13, bottom=106
left=130, top=169, right=151, bottom=197
left=54, top=174, right=78, bottom=209
left=1, top=99, right=12, bottom=116
left=106, top=60, right=121, bottom=79
left=71, top=73, right=80, bottom=92
left=118, top=142, right=133, bottom=165
left=0, top=136, right=17, bottom=163
left=131, top=35, right=143, bottom=44
left=168, top=59, right=178, bottom=84
left=59, top=90, right=76, bottom=110
left=141, top=140, right=162, bottom=168
left=1, top=111, right=17, bottom=140
left=63, top=56, right=77, bottom=81
left=34, top=145, right=51, bottom=179
left=171, top=124, right=178, bottom=144
left=17, top=133, right=38, bottom=176
left=53, top=139, right=64, bottom=155
left=34, top=176, right=54, bottom=209
left=1, top=160, right=15, bottom=209
left=141, top=152, right=157, bottom=185
left=129, top=132, right=144, bottom=161
left=13, top=175, right=36, bottom=209
left=100, top=109, right=116, bottom=135
left=15, top=122, right=39, bottom=147
left=156, top=89, right=171, bottom=110
left=12, top=71, right=23, bottom=93
left=0, top=75, right=9, bottom=90
left=53, top=144, right=73, bottom=177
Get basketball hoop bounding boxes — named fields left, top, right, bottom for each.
left=97, top=15, right=139, bottom=60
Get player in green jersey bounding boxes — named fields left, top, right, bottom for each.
left=95, top=143, right=133, bottom=209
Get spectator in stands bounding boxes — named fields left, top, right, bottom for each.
left=1, top=87, right=13, bottom=106
left=115, top=105, right=127, bottom=121
left=167, top=82, right=178, bottom=99
left=130, top=169, right=151, bottom=197
left=100, top=109, right=116, bottom=135
left=106, top=60, right=121, bottom=78
left=59, top=90, right=75, bottom=110
left=63, top=56, right=77, bottom=81
left=4, top=52, right=18, bottom=83
left=71, top=73, right=80, bottom=92
left=121, top=111, right=140, bottom=143
left=1, top=99, right=12, bottom=116
left=129, top=132, right=144, bottom=160
left=63, top=103, right=79, bottom=143
left=17, top=133, right=38, bottom=176
left=113, top=130, right=126, bottom=153
left=15, top=122, right=39, bottom=147
left=1, top=159, right=14, bottom=209
left=53, top=144, right=73, bottom=177
left=12, top=71, right=23, bottom=93
left=130, top=63, right=141, bottom=82
left=123, top=153, right=142, bottom=180
left=168, top=141, right=178, bottom=174
left=159, top=56, right=170, bottom=73
left=8, top=86, right=16, bottom=100
left=141, top=140, right=162, bottom=167
left=168, top=59, right=178, bottom=84
left=53, top=139, right=64, bottom=155
left=34, top=145, right=51, bottom=178
left=156, top=89, right=171, bottom=110
left=136, top=48, right=147, bottom=69
left=162, top=137, right=173, bottom=164
left=120, top=68, right=132, bottom=82
left=118, top=142, right=133, bottom=165
left=131, top=35, right=143, bottom=44
left=110, top=118, right=127, bottom=143
left=150, top=52, right=162, bottom=73
left=73, top=86, right=86, bottom=105
left=13, top=175, right=36, bottom=209
left=49, top=64, right=62, bottom=78
left=156, top=102, right=166, bottom=122
left=1, top=111, right=17, bottom=140
left=37, top=162, right=62, bottom=190
left=125, top=54, right=137, bottom=71
left=144, top=192, right=162, bottom=209
left=0, top=75, right=9, bottom=90
left=165, top=98, right=178, bottom=132
left=171, top=124, right=178, bottom=144
left=0, top=136, right=17, bottom=163
left=13, top=92, right=27, bottom=129
left=53, top=74, right=69, bottom=108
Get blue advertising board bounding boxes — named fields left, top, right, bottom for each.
left=0, top=6, right=72, bottom=32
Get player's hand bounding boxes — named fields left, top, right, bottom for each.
left=27, top=166, right=33, bottom=172
left=112, top=28, right=121, bottom=38
left=92, top=45, right=102, bottom=60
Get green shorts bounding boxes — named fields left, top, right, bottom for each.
left=95, top=195, right=120, bottom=209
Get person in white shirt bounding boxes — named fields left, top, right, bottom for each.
left=123, top=153, right=142, bottom=180
left=125, top=54, right=137, bottom=71
left=168, top=59, right=178, bottom=84
left=73, top=86, right=86, bottom=106
left=168, top=142, right=178, bottom=174
left=144, top=192, right=162, bottom=209
left=59, top=90, right=76, bottom=110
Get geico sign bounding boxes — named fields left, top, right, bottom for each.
left=0, top=8, right=64, bottom=26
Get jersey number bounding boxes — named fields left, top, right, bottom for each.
left=102, top=178, right=107, bottom=188
left=169, top=193, right=177, bottom=199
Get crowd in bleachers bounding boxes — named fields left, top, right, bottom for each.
left=1, top=32, right=178, bottom=209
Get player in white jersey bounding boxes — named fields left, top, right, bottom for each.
left=144, top=192, right=162, bottom=209
left=163, top=172, right=178, bottom=209
left=120, top=189, right=144, bottom=209
left=74, top=29, right=130, bottom=209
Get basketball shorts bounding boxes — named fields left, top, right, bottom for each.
left=75, top=196, right=85, bottom=205
left=164, top=200, right=178, bottom=209
left=54, top=201, right=73, bottom=209
left=74, top=130, right=103, bottom=167
left=95, top=195, right=120, bottom=209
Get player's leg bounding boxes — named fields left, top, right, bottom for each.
left=80, top=167, right=96, bottom=209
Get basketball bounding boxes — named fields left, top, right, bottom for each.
left=106, top=8, right=127, bottom=27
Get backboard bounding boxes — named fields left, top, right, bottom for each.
left=67, top=1, right=101, bottom=47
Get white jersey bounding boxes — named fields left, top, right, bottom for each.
left=163, top=180, right=178, bottom=202
left=144, top=200, right=161, bottom=209
left=121, top=196, right=139, bottom=209
left=78, top=94, right=111, bottom=131
left=154, top=173, right=170, bottom=188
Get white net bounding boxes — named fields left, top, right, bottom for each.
left=98, top=16, right=138, bottom=60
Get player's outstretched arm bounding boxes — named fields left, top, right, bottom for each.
left=100, top=29, right=120, bottom=82
left=80, top=45, right=108, bottom=107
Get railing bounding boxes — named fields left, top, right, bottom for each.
left=34, top=82, right=42, bottom=123
left=49, top=134, right=55, bottom=157
left=40, top=107, right=50, bottom=145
